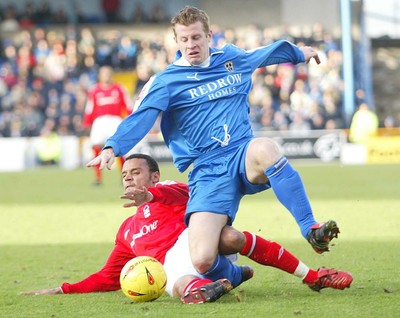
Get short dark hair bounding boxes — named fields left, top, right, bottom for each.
left=125, top=153, right=160, bottom=173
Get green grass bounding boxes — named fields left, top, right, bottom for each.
left=1, top=163, right=399, bottom=317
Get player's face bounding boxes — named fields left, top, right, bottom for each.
left=98, top=67, right=113, bottom=84
left=174, top=21, right=211, bottom=65
left=122, top=158, right=160, bottom=191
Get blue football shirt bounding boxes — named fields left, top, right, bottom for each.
left=105, top=40, right=305, bottom=172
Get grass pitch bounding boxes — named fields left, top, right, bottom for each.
left=0, top=163, right=399, bottom=317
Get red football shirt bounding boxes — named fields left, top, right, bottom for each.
left=61, top=181, right=188, bottom=293
left=83, top=83, right=131, bottom=128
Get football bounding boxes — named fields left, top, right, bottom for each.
left=120, top=256, right=167, bottom=303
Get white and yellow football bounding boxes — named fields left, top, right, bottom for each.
left=120, top=256, right=167, bottom=303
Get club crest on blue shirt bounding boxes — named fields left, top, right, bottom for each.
left=225, top=61, right=234, bottom=72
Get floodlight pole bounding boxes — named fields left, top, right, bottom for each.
left=340, top=0, right=356, bottom=127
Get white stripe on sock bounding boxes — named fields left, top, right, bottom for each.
left=245, top=233, right=257, bottom=257
left=293, top=261, right=310, bottom=279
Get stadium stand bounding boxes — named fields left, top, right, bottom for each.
left=0, top=1, right=398, bottom=140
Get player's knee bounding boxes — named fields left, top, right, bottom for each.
left=191, top=255, right=215, bottom=274
left=258, top=138, right=282, bottom=161
left=249, top=138, right=283, bottom=168
left=219, top=226, right=246, bottom=254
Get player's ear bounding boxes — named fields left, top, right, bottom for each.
left=151, top=171, right=160, bottom=183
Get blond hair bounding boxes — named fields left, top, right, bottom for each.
left=170, top=6, right=210, bottom=36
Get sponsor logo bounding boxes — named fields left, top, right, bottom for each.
left=313, top=133, right=342, bottom=162
left=130, top=220, right=159, bottom=248
left=188, top=73, right=242, bottom=100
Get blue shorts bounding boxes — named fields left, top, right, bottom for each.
left=185, top=138, right=271, bottom=226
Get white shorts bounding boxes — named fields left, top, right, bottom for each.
left=90, top=115, right=123, bottom=146
left=163, top=228, right=203, bottom=296
left=163, top=229, right=238, bottom=297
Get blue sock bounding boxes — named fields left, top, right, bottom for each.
left=202, top=254, right=243, bottom=287
left=265, top=156, right=316, bottom=238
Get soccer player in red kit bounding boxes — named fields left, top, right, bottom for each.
left=20, top=154, right=352, bottom=303
left=83, top=66, right=132, bottom=185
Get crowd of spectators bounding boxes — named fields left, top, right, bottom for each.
left=0, top=5, right=357, bottom=140
left=0, top=1, right=170, bottom=30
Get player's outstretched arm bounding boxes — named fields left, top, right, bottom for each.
left=86, top=147, right=116, bottom=170
left=299, top=46, right=321, bottom=64
left=19, top=287, right=63, bottom=295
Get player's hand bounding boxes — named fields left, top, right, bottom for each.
left=86, top=148, right=115, bottom=170
left=19, top=287, right=63, bottom=295
left=300, top=46, right=321, bottom=64
left=120, top=186, right=153, bottom=208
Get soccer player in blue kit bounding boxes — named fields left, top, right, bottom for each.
left=88, top=6, right=343, bottom=299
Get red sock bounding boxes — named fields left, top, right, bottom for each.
left=240, top=231, right=299, bottom=274
left=92, top=146, right=102, bottom=183
left=183, top=278, right=213, bottom=294
left=302, top=269, right=318, bottom=284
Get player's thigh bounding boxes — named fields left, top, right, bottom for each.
left=188, top=212, right=228, bottom=263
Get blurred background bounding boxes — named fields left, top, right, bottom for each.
left=0, top=0, right=399, bottom=172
